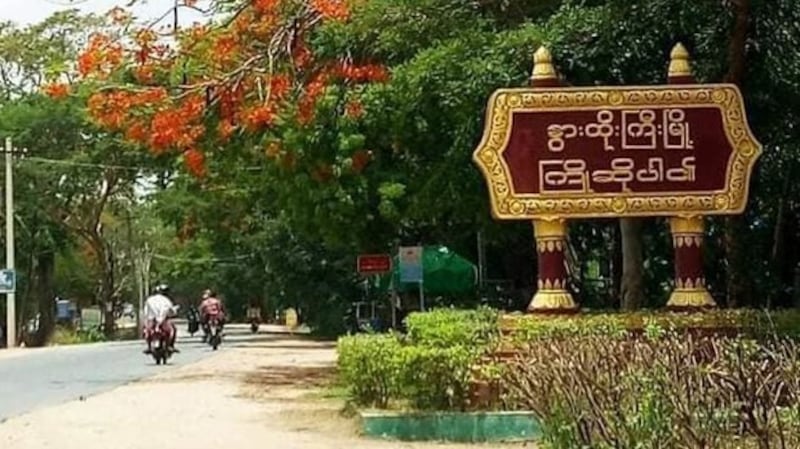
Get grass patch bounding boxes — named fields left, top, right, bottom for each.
left=49, top=326, right=106, bottom=345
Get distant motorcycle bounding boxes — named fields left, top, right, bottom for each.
left=187, top=306, right=200, bottom=336
left=207, top=316, right=223, bottom=350
left=247, top=307, right=261, bottom=334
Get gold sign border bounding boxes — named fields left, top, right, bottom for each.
left=472, top=84, right=762, bottom=220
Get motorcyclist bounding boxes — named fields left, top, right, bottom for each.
left=143, top=284, right=179, bottom=354
left=199, top=289, right=226, bottom=334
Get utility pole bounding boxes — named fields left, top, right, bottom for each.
left=4, top=137, right=25, bottom=349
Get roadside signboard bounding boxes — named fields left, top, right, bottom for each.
left=0, top=269, right=15, bottom=294
left=399, top=246, right=423, bottom=283
left=473, top=85, right=761, bottom=220
left=357, top=254, right=392, bottom=275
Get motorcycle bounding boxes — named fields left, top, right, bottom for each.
left=249, top=318, right=260, bottom=334
left=246, top=306, right=261, bottom=334
left=149, top=320, right=174, bottom=365
left=187, top=306, right=200, bottom=336
left=207, top=315, right=223, bottom=350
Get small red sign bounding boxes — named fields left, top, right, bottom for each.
left=357, top=254, right=392, bottom=274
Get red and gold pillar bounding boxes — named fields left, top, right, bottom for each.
left=526, top=47, right=577, bottom=313
left=665, top=44, right=715, bottom=310
left=667, top=216, right=715, bottom=309
left=528, top=219, right=578, bottom=313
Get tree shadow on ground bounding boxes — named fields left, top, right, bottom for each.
left=228, top=342, right=337, bottom=351
left=243, top=364, right=335, bottom=389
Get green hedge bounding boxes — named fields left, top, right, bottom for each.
left=337, top=308, right=800, bottom=412
left=502, top=309, right=800, bottom=343
left=405, top=306, right=499, bottom=348
left=337, top=307, right=498, bottom=411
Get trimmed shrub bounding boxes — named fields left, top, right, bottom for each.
left=400, top=344, right=478, bottom=410
left=405, top=306, right=499, bottom=348
left=337, top=333, right=403, bottom=408
left=502, top=309, right=800, bottom=344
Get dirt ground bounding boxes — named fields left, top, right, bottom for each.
left=0, top=335, right=532, bottom=449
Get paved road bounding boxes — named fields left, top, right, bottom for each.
left=0, top=323, right=268, bottom=421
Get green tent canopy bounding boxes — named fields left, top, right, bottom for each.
left=372, top=246, right=477, bottom=295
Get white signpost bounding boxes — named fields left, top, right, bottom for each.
left=399, top=246, right=425, bottom=311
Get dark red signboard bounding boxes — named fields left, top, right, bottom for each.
left=472, top=85, right=762, bottom=219
left=357, top=254, right=392, bottom=274
left=503, top=107, right=728, bottom=194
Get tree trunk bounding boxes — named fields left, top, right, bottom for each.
left=609, top=222, right=623, bottom=308
left=723, top=0, right=753, bottom=308
left=620, top=218, right=645, bottom=311
left=94, top=238, right=117, bottom=337
left=769, top=170, right=793, bottom=308
left=29, top=251, right=55, bottom=347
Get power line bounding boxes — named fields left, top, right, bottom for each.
left=152, top=253, right=255, bottom=263
left=18, top=155, right=268, bottom=172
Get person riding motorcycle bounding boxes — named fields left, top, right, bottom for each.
left=199, top=289, right=226, bottom=335
left=143, top=284, right=179, bottom=354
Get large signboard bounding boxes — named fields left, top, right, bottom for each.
left=473, top=84, right=762, bottom=219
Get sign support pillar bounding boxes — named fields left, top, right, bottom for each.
left=665, top=44, right=715, bottom=310
left=667, top=216, right=715, bottom=309
left=529, top=219, right=577, bottom=312
left=527, top=47, right=578, bottom=314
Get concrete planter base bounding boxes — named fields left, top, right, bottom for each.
left=360, top=410, right=540, bottom=442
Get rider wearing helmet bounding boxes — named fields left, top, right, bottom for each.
left=199, top=289, right=226, bottom=333
left=143, top=284, right=179, bottom=354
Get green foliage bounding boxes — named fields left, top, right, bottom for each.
left=337, top=332, right=481, bottom=411
left=399, top=343, right=477, bottom=410
left=405, top=307, right=499, bottom=348
left=337, top=333, right=403, bottom=408
left=338, top=308, right=501, bottom=410
left=504, top=309, right=800, bottom=343
left=50, top=326, right=106, bottom=345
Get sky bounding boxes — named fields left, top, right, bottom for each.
left=0, top=0, right=210, bottom=27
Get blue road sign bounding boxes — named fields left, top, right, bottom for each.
left=0, top=269, right=16, bottom=293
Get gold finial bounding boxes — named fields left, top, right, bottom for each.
left=532, top=46, right=557, bottom=81
left=668, top=43, right=692, bottom=78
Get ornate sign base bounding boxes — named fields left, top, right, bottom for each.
left=666, top=216, right=716, bottom=309
left=528, top=219, right=579, bottom=313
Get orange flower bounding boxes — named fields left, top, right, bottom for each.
left=336, top=62, right=389, bottom=83
left=292, top=37, right=312, bottom=69
left=240, top=104, right=276, bottom=131
left=125, top=121, right=149, bottom=144
left=269, top=74, right=291, bottom=100
left=134, top=65, right=155, bottom=83
left=344, top=100, right=363, bottom=118
left=43, top=83, right=69, bottom=99
left=265, top=141, right=281, bottom=158
left=217, top=120, right=237, bottom=140
left=253, top=0, right=280, bottom=14
left=183, top=148, right=206, bottom=178
left=297, top=73, right=327, bottom=124
left=351, top=150, right=372, bottom=173
left=311, top=0, right=350, bottom=21
left=311, top=163, right=333, bottom=182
